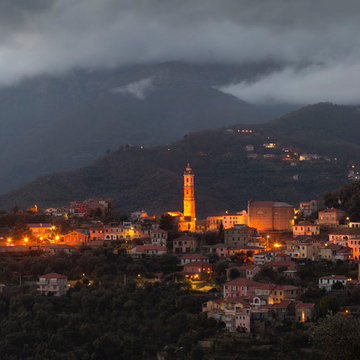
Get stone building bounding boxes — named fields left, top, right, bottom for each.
left=248, top=200, right=294, bottom=231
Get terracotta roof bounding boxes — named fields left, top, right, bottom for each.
left=249, top=201, right=276, bottom=207
left=135, top=245, right=168, bottom=251
left=255, top=284, right=299, bottom=291
left=294, top=222, right=318, bottom=227
left=329, top=229, right=360, bottom=235
left=174, top=235, right=196, bottom=241
left=151, top=229, right=168, bottom=233
left=266, top=261, right=294, bottom=267
left=319, top=275, right=347, bottom=280
left=228, top=246, right=264, bottom=250
left=180, top=254, right=209, bottom=260
left=319, top=208, right=346, bottom=213
left=233, top=264, right=260, bottom=270
left=50, top=245, right=74, bottom=249
left=39, top=273, right=68, bottom=279
left=210, top=243, right=227, bottom=248
left=271, top=300, right=292, bottom=308
left=183, top=261, right=213, bottom=268
left=295, top=302, right=315, bottom=308
left=224, top=278, right=260, bottom=287
left=27, top=223, right=53, bottom=228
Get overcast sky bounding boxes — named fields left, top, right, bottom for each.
left=2, top=0, right=360, bottom=104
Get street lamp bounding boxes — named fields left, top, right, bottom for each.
left=266, top=235, right=270, bottom=250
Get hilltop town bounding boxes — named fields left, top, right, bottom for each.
left=0, top=164, right=359, bottom=358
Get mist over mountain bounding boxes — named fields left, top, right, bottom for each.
left=0, top=102, right=357, bottom=217
left=0, top=61, right=298, bottom=194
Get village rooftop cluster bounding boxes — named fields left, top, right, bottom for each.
left=1, top=164, right=359, bottom=335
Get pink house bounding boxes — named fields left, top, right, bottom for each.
left=182, top=261, right=213, bottom=279
left=235, top=307, right=251, bottom=332
left=318, top=208, right=346, bottom=227
left=223, top=278, right=259, bottom=298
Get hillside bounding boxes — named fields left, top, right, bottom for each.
left=0, top=105, right=352, bottom=218
left=0, top=61, right=289, bottom=194
left=264, top=103, right=360, bottom=164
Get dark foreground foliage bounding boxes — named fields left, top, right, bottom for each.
left=0, top=281, right=219, bottom=360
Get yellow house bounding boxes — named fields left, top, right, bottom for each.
left=286, top=238, right=321, bottom=260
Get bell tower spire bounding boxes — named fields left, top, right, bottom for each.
left=183, top=164, right=195, bottom=229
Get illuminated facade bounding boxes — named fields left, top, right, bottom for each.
left=179, top=164, right=196, bottom=231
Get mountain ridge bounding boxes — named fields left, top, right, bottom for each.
left=0, top=102, right=357, bottom=218
left=0, top=61, right=291, bottom=193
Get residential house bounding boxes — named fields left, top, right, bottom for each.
left=150, top=229, right=168, bottom=246
left=180, top=254, right=209, bottom=266
left=50, top=244, right=75, bottom=255
left=173, top=235, right=197, bottom=254
left=318, top=208, right=346, bottom=227
left=254, top=284, right=300, bottom=304
left=224, top=224, right=256, bottom=246
left=63, top=230, right=89, bottom=246
left=223, top=278, right=260, bottom=298
left=182, top=261, right=213, bottom=279
left=299, top=200, right=325, bottom=217
left=253, top=251, right=276, bottom=265
left=37, top=273, right=68, bottom=296
left=203, top=298, right=251, bottom=332
left=334, top=246, right=353, bottom=261
left=222, top=211, right=248, bottom=229
left=328, top=229, right=360, bottom=243
left=318, top=275, right=348, bottom=291
left=225, top=264, right=261, bottom=281
left=226, top=246, right=264, bottom=258
left=344, top=237, right=360, bottom=259
left=265, top=260, right=297, bottom=272
left=130, top=245, right=168, bottom=258
left=295, top=303, right=316, bottom=322
left=204, top=243, right=227, bottom=258
left=285, top=237, right=321, bottom=260
left=293, top=222, right=320, bottom=236
left=27, top=223, right=53, bottom=240
left=271, top=300, right=295, bottom=322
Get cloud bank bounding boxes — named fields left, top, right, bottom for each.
left=219, top=62, right=360, bottom=105
left=2, top=0, right=360, bottom=103
left=111, top=77, right=154, bottom=99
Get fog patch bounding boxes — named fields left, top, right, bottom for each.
left=111, top=77, right=155, bottom=100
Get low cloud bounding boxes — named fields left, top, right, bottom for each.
left=111, top=77, right=154, bottom=100
left=1, top=0, right=360, bottom=107
left=218, top=62, right=360, bottom=105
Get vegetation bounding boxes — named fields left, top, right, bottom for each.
left=0, top=120, right=348, bottom=218
left=324, top=180, right=360, bottom=220
left=313, top=313, right=360, bottom=360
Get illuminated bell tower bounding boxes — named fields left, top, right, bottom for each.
left=183, top=164, right=195, bottom=224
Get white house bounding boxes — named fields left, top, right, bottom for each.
left=130, top=245, right=168, bottom=258
left=150, top=229, right=168, bottom=246
left=37, top=273, right=68, bottom=296
left=318, top=275, right=348, bottom=291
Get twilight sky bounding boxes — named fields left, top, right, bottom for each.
left=2, top=0, right=360, bottom=104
